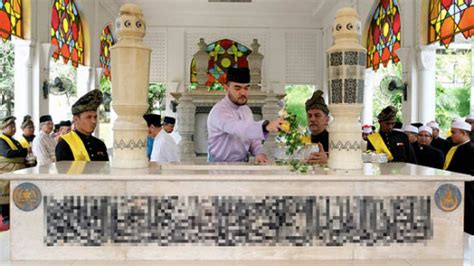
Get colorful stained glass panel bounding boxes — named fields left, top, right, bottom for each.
left=99, top=25, right=114, bottom=79
left=190, top=39, right=251, bottom=86
left=0, top=0, right=22, bottom=41
left=367, top=0, right=401, bottom=71
left=429, top=0, right=474, bottom=47
left=51, top=0, right=84, bottom=67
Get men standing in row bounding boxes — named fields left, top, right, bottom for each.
left=414, top=126, right=444, bottom=169
left=207, top=67, right=282, bottom=163
left=367, top=106, right=417, bottom=163
left=305, top=90, right=329, bottom=164
left=144, top=114, right=180, bottom=163
left=56, top=89, right=108, bottom=161
left=32, top=115, right=57, bottom=166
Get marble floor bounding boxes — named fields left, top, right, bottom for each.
left=0, top=231, right=472, bottom=266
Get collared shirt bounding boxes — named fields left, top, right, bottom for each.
left=207, top=95, right=265, bottom=162
left=55, top=130, right=109, bottom=161
left=146, top=136, right=154, bottom=160
left=150, top=130, right=180, bottom=163
left=32, top=131, right=57, bottom=166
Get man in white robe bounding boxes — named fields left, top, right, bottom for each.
left=32, top=115, right=57, bottom=166
left=144, top=114, right=180, bottom=163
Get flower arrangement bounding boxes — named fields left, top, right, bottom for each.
left=275, top=108, right=312, bottom=173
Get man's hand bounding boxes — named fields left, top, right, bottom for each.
left=265, top=118, right=285, bottom=133
left=307, top=142, right=328, bottom=165
left=255, top=153, right=269, bottom=164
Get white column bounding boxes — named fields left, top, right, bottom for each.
left=471, top=40, right=474, bottom=114
left=77, top=65, right=93, bottom=96
left=12, top=38, right=35, bottom=120
left=416, top=46, right=437, bottom=124
left=397, top=47, right=417, bottom=124
left=362, top=69, right=374, bottom=125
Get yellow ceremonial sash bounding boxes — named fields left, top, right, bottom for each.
left=60, top=131, right=91, bottom=161
left=443, top=146, right=458, bottom=170
left=0, top=134, right=18, bottom=150
left=18, top=136, right=29, bottom=148
left=367, top=133, right=394, bottom=161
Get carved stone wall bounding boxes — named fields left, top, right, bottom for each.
left=144, top=28, right=167, bottom=83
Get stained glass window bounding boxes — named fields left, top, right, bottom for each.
left=51, top=0, right=84, bottom=67
left=99, top=25, right=114, bottom=79
left=191, top=39, right=251, bottom=86
left=367, top=0, right=401, bottom=71
left=0, top=0, right=22, bottom=41
left=429, top=0, right=474, bottom=47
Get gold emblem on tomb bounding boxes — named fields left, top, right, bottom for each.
left=435, top=184, right=461, bottom=212
left=12, top=182, right=42, bottom=211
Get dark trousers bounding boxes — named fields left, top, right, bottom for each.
left=0, top=204, right=9, bottom=223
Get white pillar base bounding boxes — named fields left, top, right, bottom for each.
left=327, top=104, right=363, bottom=170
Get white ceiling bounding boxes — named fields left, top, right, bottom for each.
left=113, top=0, right=340, bottom=28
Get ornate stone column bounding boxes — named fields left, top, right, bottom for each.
left=416, top=46, right=436, bottom=124
left=176, top=92, right=196, bottom=162
left=12, top=38, right=35, bottom=119
left=326, top=7, right=366, bottom=170
left=248, top=39, right=264, bottom=91
left=261, top=91, right=281, bottom=157
left=110, top=4, right=151, bottom=168
left=362, top=68, right=374, bottom=125
left=193, top=38, right=210, bottom=91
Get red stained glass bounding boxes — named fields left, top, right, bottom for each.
left=0, top=0, right=22, bottom=42
left=99, top=25, right=114, bottom=79
left=51, top=0, right=84, bottom=67
left=429, top=0, right=474, bottom=47
left=190, top=39, right=251, bottom=86
left=367, top=0, right=401, bottom=70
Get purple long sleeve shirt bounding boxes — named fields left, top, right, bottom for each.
left=207, top=95, right=265, bottom=162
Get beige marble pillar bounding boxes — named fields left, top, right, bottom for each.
left=110, top=4, right=151, bottom=168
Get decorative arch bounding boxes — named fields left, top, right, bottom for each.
left=50, top=0, right=84, bottom=67
left=0, top=0, right=22, bottom=41
left=366, top=0, right=401, bottom=71
left=190, top=39, right=251, bottom=86
left=99, top=24, right=114, bottom=79
left=428, top=0, right=474, bottom=47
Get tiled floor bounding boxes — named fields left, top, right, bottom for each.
left=0, top=231, right=471, bottom=266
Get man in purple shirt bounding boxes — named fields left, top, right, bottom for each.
left=207, top=67, right=282, bottom=163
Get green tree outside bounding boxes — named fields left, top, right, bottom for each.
left=284, top=85, right=315, bottom=127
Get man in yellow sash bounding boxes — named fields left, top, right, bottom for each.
left=367, top=106, right=417, bottom=163
left=443, top=120, right=474, bottom=237
left=55, top=89, right=109, bottom=161
left=0, top=116, right=29, bottom=231
left=18, top=115, right=35, bottom=148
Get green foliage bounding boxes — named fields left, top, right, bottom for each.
left=0, top=41, right=14, bottom=117
left=208, top=82, right=224, bottom=91
left=147, top=83, right=167, bottom=114
left=284, top=85, right=315, bottom=127
left=99, top=75, right=112, bottom=112
left=435, top=49, right=471, bottom=132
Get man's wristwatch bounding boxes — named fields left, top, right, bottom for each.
left=262, top=120, right=270, bottom=133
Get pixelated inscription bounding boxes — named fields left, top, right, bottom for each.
left=44, top=196, right=432, bottom=246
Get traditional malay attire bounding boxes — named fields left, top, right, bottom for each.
left=144, top=114, right=180, bottom=163
left=207, top=67, right=267, bottom=162
left=443, top=121, right=474, bottom=235
left=55, top=90, right=109, bottom=161
left=427, top=121, right=451, bottom=155
left=0, top=116, right=28, bottom=172
left=367, top=106, right=417, bottom=163
left=32, top=115, right=57, bottom=166
left=413, top=126, right=444, bottom=169
left=305, top=90, right=329, bottom=152
left=18, top=115, right=35, bottom=148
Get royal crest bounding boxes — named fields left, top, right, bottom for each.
left=13, top=182, right=42, bottom=211
left=435, top=184, right=462, bottom=212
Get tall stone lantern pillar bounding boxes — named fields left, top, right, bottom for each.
left=326, top=7, right=366, bottom=170
left=248, top=39, right=263, bottom=91
left=110, top=4, right=151, bottom=168
left=193, top=38, right=210, bottom=91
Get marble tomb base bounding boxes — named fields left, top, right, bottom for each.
left=0, top=161, right=471, bottom=262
